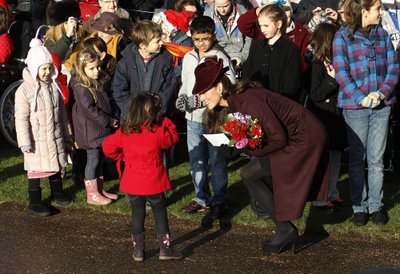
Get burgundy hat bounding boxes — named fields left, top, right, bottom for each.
left=192, top=56, right=228, bottom=95
left=91, top=12, right=122, bottom=34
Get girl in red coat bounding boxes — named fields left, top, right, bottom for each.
left=102, top=93, right=183, bottom=262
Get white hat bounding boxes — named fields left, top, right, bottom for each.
left=25, top=38, right=58, bottom=80
left=25, top=38, right=61, bottom=112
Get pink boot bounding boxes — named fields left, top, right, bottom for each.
left=98, top=176, right=118, bottom=200
left=84, top=179, right=111, bottom=205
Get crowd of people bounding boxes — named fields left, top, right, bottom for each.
left=1, top=0, right=399, bottom=260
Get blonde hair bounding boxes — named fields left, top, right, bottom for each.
left=258, top=4, right=287, bottom=36
left=71, top=48, right=102, bottom=103
left=44, top=22, right=85, bottom=44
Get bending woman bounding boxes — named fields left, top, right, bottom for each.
left=193, top=56, right=330, bottom=254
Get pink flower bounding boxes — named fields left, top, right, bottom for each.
left=235, top=138, right=248, bottom=149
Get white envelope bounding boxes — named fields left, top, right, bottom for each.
left=203, top=133, right=230, bottom=147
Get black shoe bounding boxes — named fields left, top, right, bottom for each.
left=369, top=210, right=388, bottom=225
left=207, top=203, right=227, bottom=220
left=53, top=192, right=71, bottom=207
left=263, top=228, right=299, bottom=255
left=28, top=203, right=51, bottom=217
left=351, top=212, right=368, bottom=226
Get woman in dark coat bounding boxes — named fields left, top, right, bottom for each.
left=193, top=56, right=330, bottom=255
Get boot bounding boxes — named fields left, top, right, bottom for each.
left=49, top=175, right=71, bottom=206
left=97, top=176, right=118, bottom=200
left=28, top=188, right=51, bottom=217
left=84, top=179, right=111, bottom=205
left=157, top=233, right=183, bottom=260
left=245, top=180, right=298, bottom=255
left=132, top=233, right=145, bottom=262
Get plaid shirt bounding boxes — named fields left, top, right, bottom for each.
left=332, top=25, right=399, bottom=109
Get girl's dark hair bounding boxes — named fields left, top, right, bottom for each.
left=310, top=23, right=339, bottom=63
left=206, top=77, right=262, bottom=133
left=0, top=6, right=8, bottom=34
left=343, top=0, right=378, bottom=39
left=258, top=4, right=287, bottom=36
left=122, top=93, right=162, bottom=134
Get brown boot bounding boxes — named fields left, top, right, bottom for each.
left=132, top=233, right=145, bottom=262
left=157, top=233, right=183, bottom=260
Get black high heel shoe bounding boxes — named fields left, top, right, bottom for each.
left=263, top=229, right=299, bottom=255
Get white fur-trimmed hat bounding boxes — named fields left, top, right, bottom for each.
left=25, top=38, right=58, bottom=80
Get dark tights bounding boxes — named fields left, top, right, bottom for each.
left=241, top=156, right=296, bottom=244
left=128, top=192, right=170, bottom=235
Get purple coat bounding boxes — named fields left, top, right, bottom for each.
left=71, top=78, right=113, bottom=149
left=228, top=87, right=330, bottom=221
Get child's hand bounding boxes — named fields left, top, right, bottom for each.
left=324, top=61, right=335, bottom=78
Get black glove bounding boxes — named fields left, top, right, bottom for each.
left=219, top=144, right=242, bottom=159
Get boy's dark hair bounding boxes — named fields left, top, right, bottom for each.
left=189, top=16, right=215, bottom=35
left=130, top=20, right=162, bottom=48
left=0, top=6, right=9, bottom=34
left=122, top=93, right=162, bottom=134
left=174, top=0, right=197, bottom=12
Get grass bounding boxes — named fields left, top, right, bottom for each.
left=1, top=138, right=400, bottom=239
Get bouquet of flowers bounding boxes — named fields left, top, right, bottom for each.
left=223, top=112, right=265, bottom=150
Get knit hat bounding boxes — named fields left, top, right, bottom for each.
left=25, top=39, right=58, bottom=80
left=91, top=12, right=122, bottom=34
left=46, top=0, right=81, bottom=26
left=259, top=0, right=292, bottom=12
left=192, top=56, right=229, bottom=95
left=25, top=39, right=61, bottom=111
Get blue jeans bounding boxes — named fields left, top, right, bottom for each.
left=186, top=120, right=228, bottom=206
left=343, top=106, right=391, bottom=214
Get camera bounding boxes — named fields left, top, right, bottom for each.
left=74, top=17, right=84, bottom=25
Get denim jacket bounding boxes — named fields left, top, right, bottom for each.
left=333, top=25, right=399, bottom=109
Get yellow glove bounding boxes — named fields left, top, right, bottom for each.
left=360, top=93, right=381, bottom=108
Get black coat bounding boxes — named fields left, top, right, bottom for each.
left=242, top=36, right=301, bottom=101
left=308, top=61, right=346, bottom=150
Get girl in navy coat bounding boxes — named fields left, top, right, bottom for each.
left=71, top=47, right=119, bottom=206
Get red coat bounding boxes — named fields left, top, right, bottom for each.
left=0, top=33, right=14, bottom=64
left=102, top=117, right=179, bottom=195
left=228, top=87, right=329, bottom=221
left=237, top=8, right=310, bottom=72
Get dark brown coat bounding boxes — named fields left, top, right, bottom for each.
left=227, top=87, right=329, bottom=221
